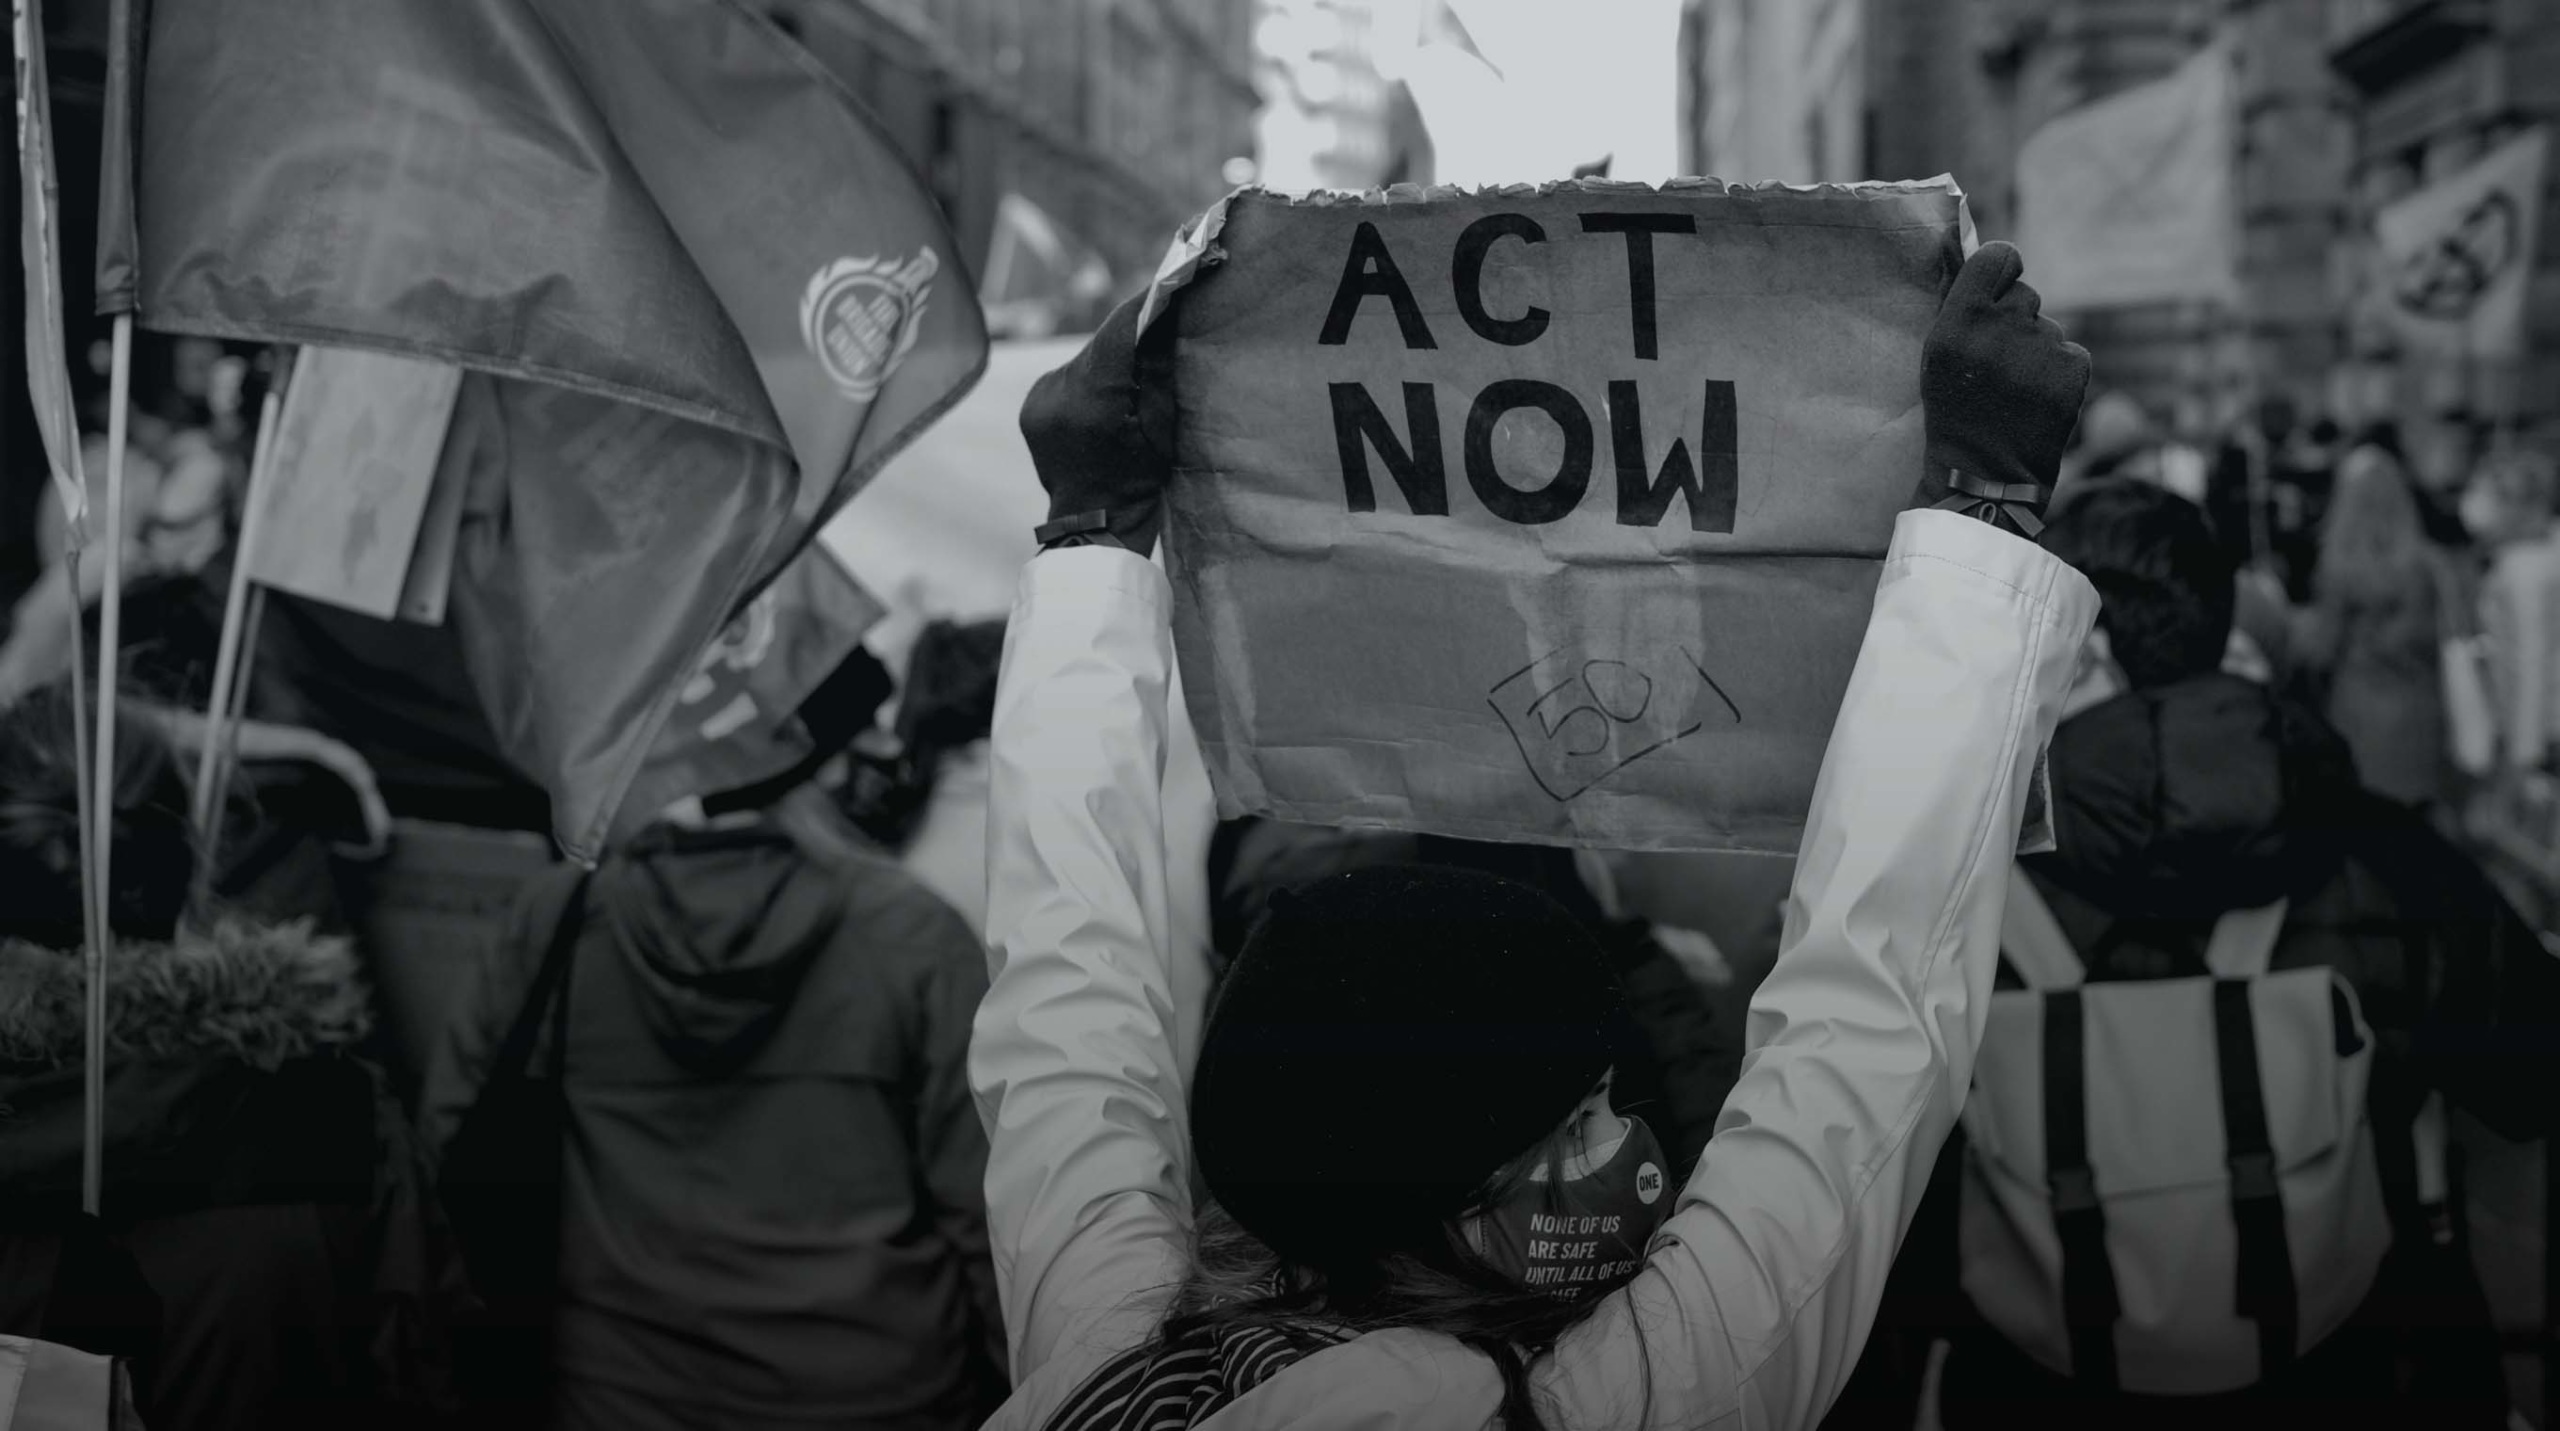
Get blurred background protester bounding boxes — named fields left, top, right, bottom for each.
left=1834, top=480, right=2558, bottom=1431
left=0, top=335, right=261, bottom=712
left=420, top=643, right=1008, bottom=1431
left=0, top=681, right=461, bottom=1431
left=2059, top=390, right=2161, bottom=499
left=835, top=615, right=1009, bottom=937
left=2208, top=395, right=2347, bottom=605
left=2465, top=449, right=2560, bottom=777
left=2298, top=436, right=2470, bottom=815
left=1202, top=817, right=1741, bottom=1181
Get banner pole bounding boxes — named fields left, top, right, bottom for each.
left=82, top=311, right=134, bottom=1218
left=63, top=538, right=103, bottom=1099
left=200, top=582, right=268, bottom=871
left=192, top=381, right=287, bottom=849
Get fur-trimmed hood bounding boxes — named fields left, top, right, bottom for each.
left=0, top=917, right=372, bottom=1070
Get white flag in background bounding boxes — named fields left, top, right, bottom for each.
left=2018, top=42, right=2240, bottom=310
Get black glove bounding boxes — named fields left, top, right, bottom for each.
left=1019, top=289, right=1179, bottom=558
left=1917, top=242, right=2093, bottom=537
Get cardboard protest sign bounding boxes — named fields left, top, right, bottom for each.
left=1156, top=179, right=1970, bottom=854
left=252, top=345, right=462, bottom=620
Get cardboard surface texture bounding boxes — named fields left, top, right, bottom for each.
left=1160, top=179, right=1970, bottom=853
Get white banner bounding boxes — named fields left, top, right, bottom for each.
left=2017, top=43, right=2239, bottom=310
left=2374, top=127, right=2548, bottom=360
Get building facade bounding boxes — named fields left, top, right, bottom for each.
left=766, top=0, right=1261, bottom=297
left=1852, top=0, right=2560, bottom=447
left=1250, top=0, right=1402, bottom=191
left=1680, top=0, right=1867, bottom=184
left=2329, top=0, right=2560, bottom=448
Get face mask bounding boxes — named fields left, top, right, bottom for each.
left=1467, top=1115, right=1672, bottom=1301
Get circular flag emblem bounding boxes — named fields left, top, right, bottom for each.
left=1635, top=1160, right=1664, bottom=1206
left=801, top=249, right=941, bottom=402
left=2393, top=190, right=2519, bottom=322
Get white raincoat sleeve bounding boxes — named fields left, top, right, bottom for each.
left=974, top=512, right=2096, bottom=1429
left=1539, top=509, right=2096, bottom=1429
left=974, top=545, right=1194, bottom=1392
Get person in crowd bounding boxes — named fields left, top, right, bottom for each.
left=2201, top=394, right=2304, bottom=578
left=2277, top=417, right=2347, bottom=602
left=969, top=240, right=2096, bottom=1430
left=2464, top=449, right=2560, bottom=775
left=0, top=681, right=463, bottom=1431
left=421, top=645, right=1009, bottom=1431
left=2058, top=389, right=2157, bottom=499
left=0, top=336, right=255, bottom=710
left=2301, top=436, right=2467, bottom=812
left=1842, top=480, right=2558, bottom=1431
left=1204, top=820, right=1739, bottom=1182
left=834, top=614, right=1009, bottom=931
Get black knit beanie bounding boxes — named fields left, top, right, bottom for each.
left=1190, top=864, right=1627, bottom=1271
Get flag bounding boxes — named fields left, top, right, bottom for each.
left=2374, top=127, right=2548, bottom=361
left=2017, top=42, right=2240, bottom=310
left=617, top=539, right=886, bottom=836
left=13, top=0, right=86, bottom=542
left=95, top=0, right=988, bottom=859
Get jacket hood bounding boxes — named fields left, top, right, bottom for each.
left=2038, top=673, right=2358, bottom=919
left=587, top=823, right=846, bottom=1075
left=0, top=916, right=370, bottom=1069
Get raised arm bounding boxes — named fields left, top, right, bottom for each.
left=1543, top=243, right=2098, bottom=1430
left=972, top=545, right=1190, bottom=1388
left=971, top=293, right=1193, bottom=1391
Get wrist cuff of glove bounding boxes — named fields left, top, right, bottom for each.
left=1036, top=510, right=1113, bottom=548
left=1931, top=469, right=2048, bottom=538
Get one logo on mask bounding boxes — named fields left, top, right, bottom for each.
left=801, top=250, right=940, bottom=402
left=1476, top=1118, right=1675, bottom=1301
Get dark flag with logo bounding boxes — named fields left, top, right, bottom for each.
left=94, top=0, right=987, bottom=858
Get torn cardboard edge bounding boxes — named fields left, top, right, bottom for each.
left=1138, top=173, right=1976, bottom=336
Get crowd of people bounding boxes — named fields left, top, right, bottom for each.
left=3, top=241, right=2560, bottom=1431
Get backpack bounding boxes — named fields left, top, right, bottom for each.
left=1957, top=870, right=2390, bottom=1395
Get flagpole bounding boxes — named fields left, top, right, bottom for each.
left=198, top=582, right=268, bottom=876
left=62, top=540, right=104, bottom=1130
left=82, top=312, right=134, bottom=1217
left=192, top=380, right=286, bottom=849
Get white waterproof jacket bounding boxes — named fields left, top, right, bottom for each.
left=972, top=511, right=2098, bottom=1431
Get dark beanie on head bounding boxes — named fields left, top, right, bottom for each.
left=1190, top=864, right=1626, bottom=1271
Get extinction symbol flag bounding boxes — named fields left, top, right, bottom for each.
left=2374, top=128, right=2549, bottom=360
